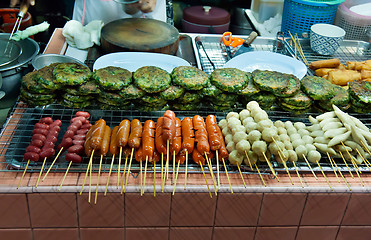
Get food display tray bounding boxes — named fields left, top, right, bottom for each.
left=2, top=102, right=371, bottom=175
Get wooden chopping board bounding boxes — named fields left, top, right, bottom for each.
left=101, top=18, right=179, bottom=55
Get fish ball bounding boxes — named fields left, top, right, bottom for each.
left=225, top=134, right=233, bottom=145
left=274, top=120, right=285, bottom=128
left=286, top=127, right=297, bottom=136
left=268, top=141, right=284, bottom=155
left=307, top=150, right=321, bottom=163
left=262, top=128, right=278, bottom=142
left=298, top=129, right=310, bottom=136
left=227, top=118, right=241, bottom=129
left=233, top=131, right=248, bottom=143
left=253, top=111, right=269, bottom=122
left=244, top=122, right=258, bottom=132
left=226, top=142, right=235, bottom=153
left=229, top=150, right=243, bottom=165
left=257, top=119, right=273, bottom=132
left=295, top=145, right=308, bottom=158
left=277, top=127, right=287, bottom=135
left=276, top=149, right=289, bottom=163
left=231, top=125, right=246, bottom=135
left=305, top=144, right=316, bottom=152
left=290, top=133, right=301, bottom=142
left=284, top=121, right=294, bottom=129
left=302, top=135, right=313, bottom=144
left=284, top=140, right=293, bottom=150
left=236, top=140, right=251, bottom=154
left=242, top=117, right=255, bottom=126
left=239, top=109, right=251, bottom=121
left=248, top=130, right=261, bottom=142
left=246, top=101, right=260, bottom=111
left=222, top=127, right=230, bottom=137
left=252, top=140, right=267, bottom=155
left=226, top=112, right=239, bottom=120
left=287, top=149, right=298, bottom=162
left=218, top=119, right=228, bottom=129
left=292, top=139, right=305, bottom=149
left=246, top=150, right=258, bottom=165
left=279, top=134, right=290, bottom=142
left=294, top=122, right=307, bottom=130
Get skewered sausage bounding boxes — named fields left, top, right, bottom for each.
left=70, top=116, right=87, bottom=124
left=192, top=148, right=205, bottom=165
left=181, top=117, right=195, bottom=154
left=49, top=119, right=62, bottom=128
left=175, top=153, right=186, bottom=164
left=90, top=119, right=106, bottom=150
left=66, top=152, right=82, bottom=163
left=76, top=111, right=90, bottom=119
left=162, top=110, right=176, bottom=143
left=155, top=117, right=167, bottom=154
left=39, top=117, right=53, bottom=125
left=206, top=115, right=222, bottom=151
left=170, top=118, right=182, bottom=156
left=99, top=125, right=111, bottom=156
left=142, top=120, right=155, bottom=161
left=117, top=119, right=131, bottom=147
left=32, top=128, right=48, bottom=136
left=193, top=115, right=210, bottom=154
left=34, top=123, right=49, bottom=130
left=110, top=126, right=119, bottom=156
left=39, top=148, right=55, bottom=159
left=128, top=119, right=143, bottom=149
left=26, top=145, right=41, bottom=154
left=135, top=145, right=143, bottom=162
left=23, top=152, right=39, bottom=162
left=68, top=144, right=84, bottom=154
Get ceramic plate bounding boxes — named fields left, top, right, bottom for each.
left=93, top=52, right=190, bottom=72
left=223, top=51, right=308, bottom=79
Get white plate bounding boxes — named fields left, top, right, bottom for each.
left=93, top=52, right=190, bottom=72
left=223, top=51, right=307, bottom=79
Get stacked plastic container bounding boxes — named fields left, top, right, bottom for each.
left=334, top=0, right=371, bottom=41
left=281, top=0, right=344, bottom=36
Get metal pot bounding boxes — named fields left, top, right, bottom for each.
left=0, top=33, right=39, bottom=108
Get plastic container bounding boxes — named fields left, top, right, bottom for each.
left=251, top=0, right=284, bottom=23
left=281, top=0, right=344, bottom=36
left=334, top=0, right=371, bottom=41
left=182, top=6, right=230, bottom=34
left=0, top=8, right=32, bottom=33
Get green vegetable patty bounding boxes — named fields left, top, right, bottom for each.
left=53, top=63, right=91, bottom=86
left=133, top=66, right=171, bottom=93
left=171, top=66, right=209, bottom=90
left=93, top=66, right=132, bottom=91
left=210, top=68, right=248, bottom=92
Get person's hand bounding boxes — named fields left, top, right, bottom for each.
left=10, top=0, right=35, bottom=8
left=124, top=0, right=157, bottom=14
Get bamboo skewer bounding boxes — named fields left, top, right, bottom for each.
left=117, top=147, right=122, bottom=189
left=166, top=140, right=170, bottom=180
left=95, top=155, right=103, bottom=204
left=59, top=161, right=72, bottom=191
left=142, top=156, right=148, bottom=195
left=120, top=154, right=129, bottom=192
left=292, top=161, right=304, bottom=188
left=350, top=158, right=365, bottom=186
left=140, top=159, right=143, bottom=195
left=105, top=155, right=115, bottom=196
left=173, top=151, right=176, bottom=184
left=205, top=153, right=217, bottom=195
left=341, top=141, right=362, bottom=174
left=254, top=162, right=266, bottom=187
left=42, top=148, right=63, bottom=182
left=17, top=160, right=30, bottom=189
left=263, top=152, right=279, bottom=182
left=329, top=154, right=351, bottom=191
left=154, top=161, right=156, bottom=197
left=282, top=160, right=294, bottom=185
left=222, top=158, right=233, bottom=193
left=184, top=151, right=188, bottom=190
left=339, top=151, right=354, bottom=178
left=172, top=160, right=181, bottom=195
left=161, top=153, right=164, bottom=192
left=216, top=151, right=220, bottom=190
left=244, top=150, right=253, bottom=171
left=356, top=148, right=371, bottom=172
left=236, top=162, right=247, bottom=188
left=199, top=162, right=212, bottom=198
left=326, top=152, right=340, bottom=183
left=316, top=161, right=333, bottom=191
left=80, top=150, right=94, bottom=195
left=88, top=154, right=93, bottom=203
left=123, top=149, right=134, bottom=194
left=35, top=157, right=47, bottom=188
left=302, top=154, right=318, bottom=180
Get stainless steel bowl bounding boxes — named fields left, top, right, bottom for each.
left=32, top=54, right=88, bottom=70
left=0, top=39, right=22, bottom=67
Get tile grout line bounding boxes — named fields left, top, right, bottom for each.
left=168, top=192, right=173, bottom=240
left=123, top=192, right=126, bottom=240
left=211, top=192, right=219, bottom=240
left=253, top=192, right=265, bottom=240
left=25, top=193, right=34, bottom=240
left=75, top=180, right=81, bottom=240
left=294, top=193, right=309, bottom=239
left=335, top=192, right=352, bottom=240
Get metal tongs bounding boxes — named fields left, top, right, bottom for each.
left=8, top=0, right=29, bottom=41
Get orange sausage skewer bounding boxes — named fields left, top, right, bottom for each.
left=141, top=120, right=156, bottom=195
left=123, top=119, right=143, bottom=194
left=162, top=110, right=176, bottom=182
left=95, top=125, right=111, bottom=204
left=116, top=119, right=131, bottom=189
left=181, top=117, right=195, bottom=190
left=105, top=126, right=119, bottom=196
left=192, top=148, right=212, bottom=198
left=155, top=117, right=166, bottom=192
left=172, top=118, right=182, bottom=195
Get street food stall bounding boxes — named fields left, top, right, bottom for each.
left=1, top=2, right=371, bottom=240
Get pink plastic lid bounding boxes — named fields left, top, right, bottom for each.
left=183, top=6, right=230, bottom=25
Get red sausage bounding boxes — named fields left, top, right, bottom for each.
left=67, top=124, right=79, bottom=133
left=71, top=116, right=86, bottom=124
left=62, top=130, right=75, bottom=139
left=32, top=134, right=46, bottom=142
left=58, top=137, right=73, bottom=150
left=39, top=117, right=53, bottom=125
left=117, top=119, right=131, bottom=147
left=34, top=123, right=49, bottom=130
left=42, top=141, right=55, bottom=150
left=162, top=110, right=176, bottom=143
left=77, top=129, right=89, bottom=135
left=155, top=117, right=166, bottom=154
left=176, top=153, right=186, bottom=164
left=142, top=120, right=155, bottom=161
left=181, top=117, right=195, bottom=155
left=72, top=139, right=85, bottom=146
left=33, top=128, right=48, bottom=136
left=193, top=115, right=210, bottom=154
left=192, top=148, right=205, bottom=165
left=46, top=135, right=57, bottom=144
left=47, top=130, right=59, bottom=139
left=81, top=123, right=92, bottom=129
left=128, top=119, right=143, bottom=149
left=31, top=139, right=44, bottom=148
left=110, top=126, right=119, bottom=156
left=68, top=144, right=84, bottom=154
left=170, top=118, right=182, bottom=156
left=49, top=126, right=61, bottom=133
left=76, top=111, right=90, bottom=119
left=206, top=115, right=222, bottom=151
left=66, top=153, right=82, bottom=163
left=73, top=135, right=86, bottom=141
left=24, top=152, right=39, bottom=162
left=39, top=148, right=55, bottom=159
left=123, top=146, right=132, bottom=157
left=50, top=119, right=62, bottom=128
left=26, top=145, right=41, bottom=154
left=135, top=145, right=143, bottom=162
left=152, top=149, right=161, bottom=163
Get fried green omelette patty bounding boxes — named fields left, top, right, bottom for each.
left=21, top=71, right=50, bottom=94
left=171, top=66, right=209, bottom=90
left=318, top=85, right=349, bottom=111
left=53, top=63, right=91, bottom=86
left=119, top=84, right=145, bottom=100
left=300, top=76, right=336, bottom=101
left=159, top=85, right=185, bottom=100
left=348, top=80, right=371, bottom=104
left=210, top=68, right=248, bottom=92
left=34, top=63, right=60, bottom=90
left=93, top=66, right=132, bottom=91
left=238, top=72, right=260, bottom=96
left=133, top=66, right=171, bottom=93
left=279, top=90, right=312, bottom=108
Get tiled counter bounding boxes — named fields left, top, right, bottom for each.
left=1, top=29, right=371, bottom=240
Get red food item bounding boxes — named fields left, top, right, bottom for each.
left=39, top=117, right=53, bottom=125
left=70, top=116, right=87, bottom=124
left=76, top=129, right=89, bottom=135
left=32, top=128, right=48, bottom=136
left=110, top=126, right=119, bottom=156
left=135, top=145, right=143, bottom=162
left=66, top=153, right=82, bottom=163
left=42, top=141, right=55, bottom=150
left=142, top=120, right=155, bottom=161
left=162, top=110, right=176, bottom=143
left=170, top=117, right=182, bottom=156
left=128, top=119, right=143, bottom=149
left=193, top=115, right=210, bottom=154
left=24, top=152, right=39, bottom=162
left=192, top=148, right=205, bottom=165
left=34, top=122, right=50, bottom=130
left=99, top=125, right=111, bottom=156
left=180, top=117, right=195, bottom=155
left=72, top=139, right=85, bottom=146
left=117, top=119, right=131, bottom=147
left=25, top=145, right=41, bottom=154
left=72, top=134, right=86, bottom=141
left=62, top=130, right=75, bottom=139
left=58, top=137, right=73, bottom=150
left=32, top=133, right=46, bottom=142
left=75, top=111, right=90, bottom=119
left=81, top=123, right=92, bottom=129
left=39, top=148, right=55, bottom=159
left=49, top=119, right=62, bottom=128
left=90, top=119, right=106, bottom=150
left=155, top=117, right=166, bottom=155
left=176, top=153, right=186, bottom=164
left=31, top=139, right=44, bottom=148
left=68, top=144, right=84, bottom=154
